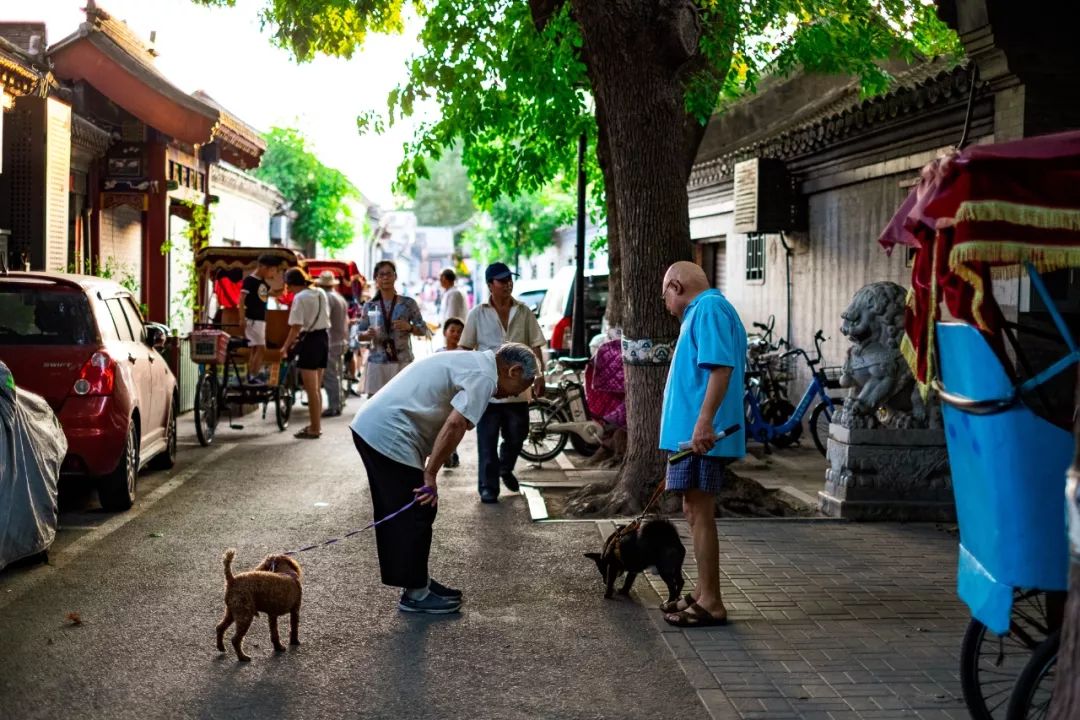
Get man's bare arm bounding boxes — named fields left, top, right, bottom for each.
left=691, top=366, right=733, bottom=454
left=417, top=410, right=474, bottom=504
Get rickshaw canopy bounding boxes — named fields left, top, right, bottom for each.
left=194, top=246, right=303, bottom=319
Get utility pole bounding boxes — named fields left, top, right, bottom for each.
left=571, top=132, right=587, bottom=358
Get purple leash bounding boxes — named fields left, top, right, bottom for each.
left=283, top=486, right=436, bottom=557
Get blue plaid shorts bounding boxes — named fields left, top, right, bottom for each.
left=665, top=453, right=730, bottom=494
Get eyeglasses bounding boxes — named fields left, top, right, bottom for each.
left=660, top=281, right=676, bottom=300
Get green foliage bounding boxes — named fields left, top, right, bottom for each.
left=411, top=145, right=477, bottom=226
left=253, top=127, right=359, bottom=254
left=464, top=187, right=574, bottom=270
left=201, top=0, right=959, bottom=216
left=79, top=255, right=140, bottom=296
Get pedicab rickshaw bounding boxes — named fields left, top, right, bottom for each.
left=188, top=246, right=304, bottom=446
left=880, top=130, right=1080, bottom=720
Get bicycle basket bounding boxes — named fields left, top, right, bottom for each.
left=189, top=330, right=229, bottom=364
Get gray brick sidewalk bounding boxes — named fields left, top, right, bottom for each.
left=598, top=520, right=971, bottom=720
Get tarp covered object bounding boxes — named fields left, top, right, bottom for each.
left=0, top=361, right=65, bottom=570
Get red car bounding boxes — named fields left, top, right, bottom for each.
left=0, top=273, right=178, bottom=511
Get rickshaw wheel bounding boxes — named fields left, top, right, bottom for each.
left=960, top=590, right=1057, bottom=720
left=194, top=371, right=220, bottom=446
left=1004, top=628, right=1059, bottom=720
left=275, top=363, right=296, bottom=431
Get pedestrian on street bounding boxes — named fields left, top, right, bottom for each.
left=436, top=317, right=466, bottom=468
left=238, top=254, right=283, bottom=384
left=356, top=261, right=427, bottom=396
left=658, top=261, right=746, bottom=628
left=439, top=268, right=467, bottom=325
left=316, top=271, right=349, bottom=418
left=282, top=268, right=331, bottom=439
left=460, top=262, right=546, bottom=503
left=349, top=342, right=538, bottom=614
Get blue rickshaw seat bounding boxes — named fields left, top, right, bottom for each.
left=936, top=322, right=1071, bottom=634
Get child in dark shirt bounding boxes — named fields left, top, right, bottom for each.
left=239, top=254, right=283, bottom=383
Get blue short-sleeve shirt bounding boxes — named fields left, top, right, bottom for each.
left=659, top=289, right=746, bottom=458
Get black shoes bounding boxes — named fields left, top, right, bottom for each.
left=501, top=472, right=520, bottom=493
left=480, top=490, right=498, bottom=504
left=429, top=579, right=462, bottom=599
left=444, top=452, right=460, bottom=468
left=398, top=592, right=461, bottom=614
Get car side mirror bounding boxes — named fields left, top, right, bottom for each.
left=145, top=324, right=167, bottom=349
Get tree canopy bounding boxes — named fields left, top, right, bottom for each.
left=199, top=0, right=959, bottom=211
left=252, top=126, right=359, bottom=255
left=410, top=145, right=476, bottom=227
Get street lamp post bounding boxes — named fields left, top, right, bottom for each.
left=571, top=132, right=587, bottom=358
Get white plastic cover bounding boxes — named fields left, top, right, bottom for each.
left=0, top=361, right=65, bottom=570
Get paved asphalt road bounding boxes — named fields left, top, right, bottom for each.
left=0, top=405, right=707, bottom=720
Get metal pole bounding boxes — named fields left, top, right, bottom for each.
left=572, top=132, right=587, bottom=357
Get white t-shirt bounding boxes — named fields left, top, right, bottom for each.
left=441, top=287, right=467, bottom=324
left=350, top=350, right=499, bottom=469
left=461, top=298, right=544, bottom=403
left=288, top=287, right=331, bottom=332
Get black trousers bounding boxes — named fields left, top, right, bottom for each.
left=352, top=430, right=436, bottom=589
left=476, top=402, right=529, bottom=497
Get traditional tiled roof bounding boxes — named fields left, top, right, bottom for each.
left=689, top=57, right=974, bottom=189
left=191, top=91, right=267, bottom=168
left=0, top=35, right=42, bottom=96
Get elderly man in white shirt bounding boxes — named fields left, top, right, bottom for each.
left=460, top=262, right=546, bottom=503
left=439, top=268, right=468, bottom=326
left=282, top=268, right=331, bottom=439
left=350, top=342, right=538, bottom=614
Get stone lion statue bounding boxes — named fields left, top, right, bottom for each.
left=837, top=281, right=932, bottom=429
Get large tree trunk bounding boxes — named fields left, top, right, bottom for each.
left=571, top=0, right=697, bottom=513
left=594, top=101, right=622, bottom=329
left=1049, top=386, right=1080, bottom=719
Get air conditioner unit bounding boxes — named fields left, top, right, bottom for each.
left=269, top=215, right=288, bottom=243
left=732, top=158, right=801, bottom=234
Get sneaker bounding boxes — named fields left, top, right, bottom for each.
left=501, top=472, right=520, bottom=493
left=429, top=579, right=463, bottom=599
left=398, top=591, right=461, bottom=614
left=480, top=490, right=498, bottom=504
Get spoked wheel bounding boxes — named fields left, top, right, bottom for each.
left=520, top=399, right=568, bottom=463
left=569, top=433, right=600, bottom=457
left=1005, top=629, right=1060, bottom=720
left=810, top=399, right=843, bottom=456
left=759, top=398, right=800, bottom=448
left=194, top=370, right=220, bottom=447
left=960, top=590, right=1061, bottom=719
left=275, top=362, right=297, bottom=431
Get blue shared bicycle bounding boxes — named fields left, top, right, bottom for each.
left=745, top=330, right=841, bottom=456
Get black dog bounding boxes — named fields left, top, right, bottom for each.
left=585, top=519, right=685, bottom=602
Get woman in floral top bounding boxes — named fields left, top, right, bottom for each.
left=356, top=260, right=428, bottom=395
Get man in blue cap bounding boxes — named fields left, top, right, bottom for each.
left=460, top=262, right=546, bottom=503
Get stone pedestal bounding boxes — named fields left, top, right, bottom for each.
left=819, top=424, right=954, bottom=522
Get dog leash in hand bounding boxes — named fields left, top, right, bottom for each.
left=609, top=423, right=744, bottom=554
left=667, top=424, right=741, bottom=465
left=283, top=486, right=436, bottom=557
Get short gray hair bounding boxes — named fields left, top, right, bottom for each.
left=495, top=342, right=539, bottom=381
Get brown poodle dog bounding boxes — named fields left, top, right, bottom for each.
left=216, top=549, right=303, bottom=661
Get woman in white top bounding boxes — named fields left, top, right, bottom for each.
left=282, top=268, right=332, bottom=439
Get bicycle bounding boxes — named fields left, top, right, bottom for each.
left=744, top=330, right=842, bottom=456
left=192, top=328, right=299, bottom=446
left=520, top=356, right=603, bottom=463
left=746, top=316, right=799, bottom=447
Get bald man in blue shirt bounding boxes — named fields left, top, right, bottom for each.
left=658, top=261, right=746, bottom=628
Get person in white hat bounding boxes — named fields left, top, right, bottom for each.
left=316, top=270, right=350, bottom=417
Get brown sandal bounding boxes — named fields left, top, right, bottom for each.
left=294, top=428, right=321, bottom=439
left=659, top=593, right=695, bottom=613
left=664, top=601, right=728, bottom=628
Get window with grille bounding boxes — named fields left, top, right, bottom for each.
left=745, top=233, right=765, bottom=282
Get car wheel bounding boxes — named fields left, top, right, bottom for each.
left=149, top=397, right=178, bottom=470
left=99, top=421, right=138, bottom=512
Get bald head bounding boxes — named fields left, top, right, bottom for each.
left=662, top=261, right=711, bottom=319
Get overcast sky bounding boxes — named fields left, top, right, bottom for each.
left=1, top=0, right=430, bottom=208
